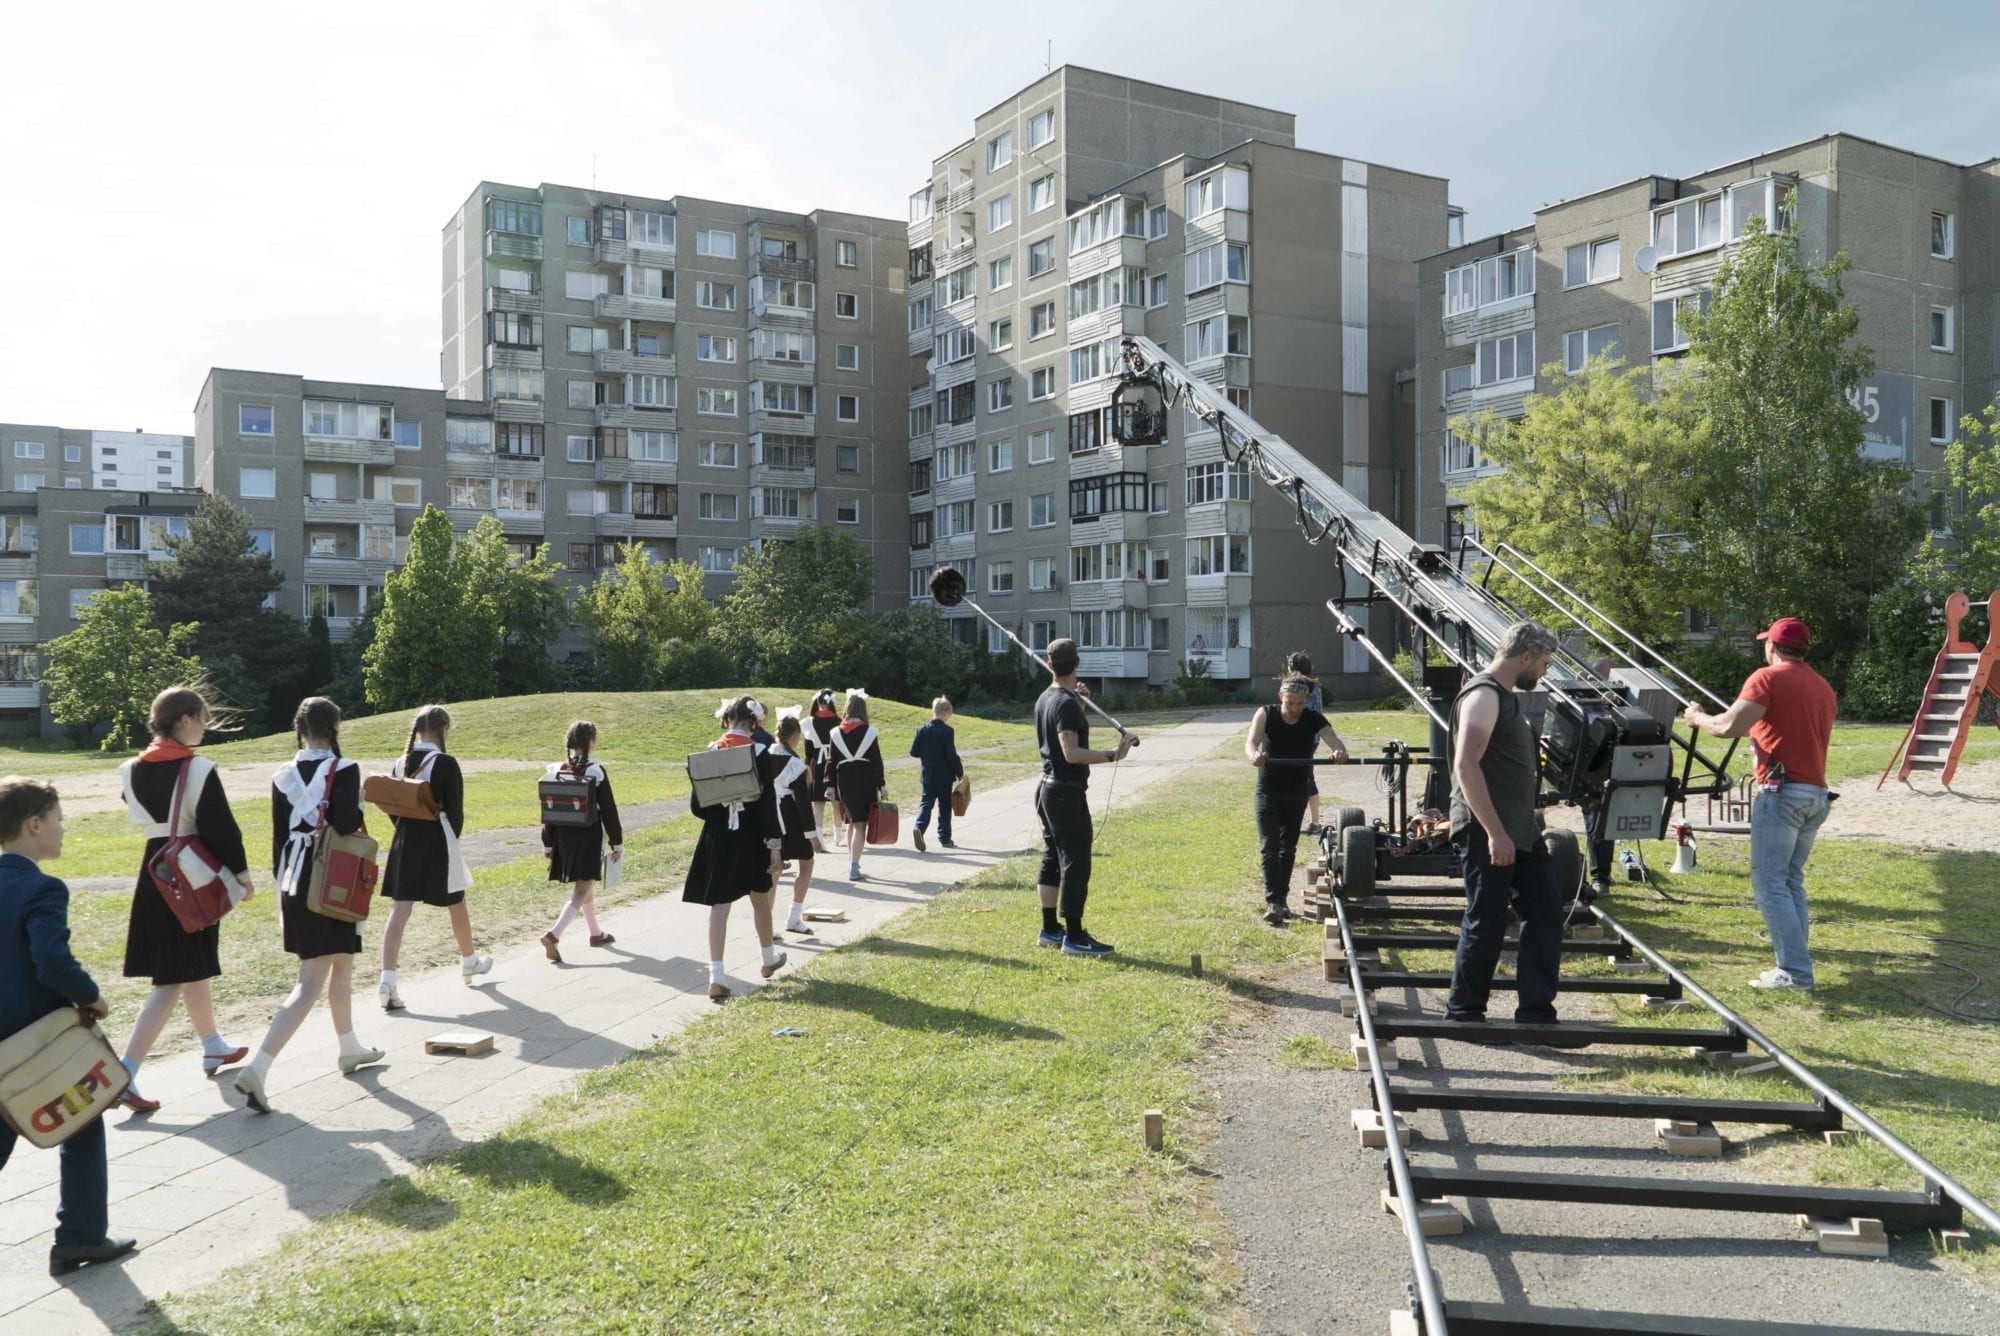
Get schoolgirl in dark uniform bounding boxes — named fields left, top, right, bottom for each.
left=804, top=688, right=841, bottom=841
left=774, top=710, right=817, bottom=934
left=115, top=686, right=252, bottom=1112
left=828, top=689, right=886, bottom=882
left=539, top=720, right=623, bottom=964
left=684, top=696, right=792, bottom=1002
left=377, top=704, right=490, bottom=1010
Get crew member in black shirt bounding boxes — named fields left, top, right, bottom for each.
left=1245, top=671, right=1350, bottom=924
left=1034, top=638, right=1134, bottom=957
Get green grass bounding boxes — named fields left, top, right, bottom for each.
left=1273, top=1031, right=1351, bottom=1070
left=152, top=763, right=1323, bottom=1335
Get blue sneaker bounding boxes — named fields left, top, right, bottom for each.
left=1061, top=933, right=1115, bottom=957
left=1036, top=928, right=1065, bottom=949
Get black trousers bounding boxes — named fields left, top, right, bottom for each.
left=1582, top=805, right=1614, bottom=885
left=1253, top=785, right=1310, bottom=909
left=1446, top=823, right=1563, bottom=1023
left=1034, top=782, right=1093, bottom=922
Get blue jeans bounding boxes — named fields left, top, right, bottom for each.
left=915, top=781, right=954, bottom=843
left=0, top=1108, right=109, bottom=1246
left=1749, top=783, right=1830, bottom=985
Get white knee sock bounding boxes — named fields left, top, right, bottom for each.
left=246, top=1050, right=274, bottom=1079
left=708, top=960, right=726, bottom=985
left=379, top=969, right=398, bottom=989
left=551, top=901, right=580, bottom=940
left=337, top=1030, right=372, bottom=1058
left=199, top=1031, right=234, bottom=1057
left=761, top=945, right=783, bottom=967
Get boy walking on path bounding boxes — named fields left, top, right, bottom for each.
left=910, top=697, right=965, bottom=852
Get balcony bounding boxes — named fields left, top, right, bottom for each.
left=1185, top=500, right=1251, bottom=539
left=594, top=512, right=634, bottom=539
left=1076, top=649, right=1149, bottom=680
left=1071, top=510, right=1148, bottom=543
left=751, top=253, right=816, bottom=283
left=324, top=616, right=359, bottom=644
left=1442, top=296, right=1534, bottom=350
left=750, top=513, right=809, bottom=540
left=931, top=473, right=975, bottom=507
left=496, top=509, right=543, bottom=537
left=595, top=347, right=676, bottom=377
left=302, top=497, right=396, bottom=526
left=749, top=409, right=815, bottom=438
left=907, top=324, right=933, bottom=357
left=934, top=416, right=975, bottom=447
left=487, top=285, right=542, bottom=314
left=304, top=555, right=395, bottom=584
left=1069, top=579, right=1148, bottom=612
left=1185, top=573, right=1253, bottom=607
left=0, top=681, right=39, bottom=709
left=493, top=397, right=543, bottom=423
left=1070, top=234, right=1147, bottom=280
left=1183, top=207, right=1248, bottom=252
left=488, top=344, right=544, bottom=372
left=106, top=553, right=153, bottom=581
left=595, top=292, right=677, bottom=323
left=484, top=231, right=541, bottom=261
left=304, top=435, right=397, bottom=466
left=630, top=515, right=678, bottom=539
left=907, top=431, right=933, bottom=463
left=1193, top=353, right=1252, bottom=392
left=597, top=403, right=678, bottom=431
left=596, top=456, right=677, bottom=485
left=0, top=556, right=36, bottom=580
left=933, top=532, right=974, bottom=563
left=593, top=235, right=676, bottom=267
left=1444, top=375, right=1533, bottom=420
left=750, top=460, right=816, bottom=490
left=1184, top=281, right=1250, bottom=325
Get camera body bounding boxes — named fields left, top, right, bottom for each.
left=1536, top=679, right=1672, bottom=840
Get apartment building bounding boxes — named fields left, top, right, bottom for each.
left=440, top=183, right=910, bottom=610
left=1417, top=133, right=2000, bottom=562
left=904, top=67, right=1453, bottom=695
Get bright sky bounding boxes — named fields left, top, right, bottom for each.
left=7, top=0, right=1999, bottom=433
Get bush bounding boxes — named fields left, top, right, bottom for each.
left=1844, top=579, right=1953, bottom=721
left=1175, top=657, right=1218, bottom=705
left=1673, top=639, right=1760, bottom=702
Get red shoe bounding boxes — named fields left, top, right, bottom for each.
left=589, top=932, right=616, bottom=948
left=118, top=1089, right=161, bottom=1114
left=202, top=1046, right=249, bottom=1076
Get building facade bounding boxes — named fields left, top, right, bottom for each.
left=904, top=67, right=1453, bottom=693
left=1416, top=134, right=2000, bottom=571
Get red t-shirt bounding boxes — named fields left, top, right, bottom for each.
left=1739, top=661, right=1838, bottom=787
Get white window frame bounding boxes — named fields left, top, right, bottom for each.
left=1931, top=211, right=1955, bottom=260
left=1562, top=324, right=1621, bottom=374
left=1027, top=109, right=1054, bottom=150
left=835, top=292, right=858, bottom=320
left=989, top=254, right=1014, bottom=292
left=697, top=387, right=740, bottom=418
left=989, top=439, right=1014, bottom=473
left=1027, top=237, right=1055, bottom=277
left=987, top=194, right=1014, bottom=234
left=988, top=317, right=1014, bottom=351
left=698, top=439, right=739, bottom=468
left=987, top=131, right=1013, bottom=171
left=987, top=378, right=1014, bottom=413
left=987, top=500, right=1014, bottom=534
left=696, top=334, right=737, bottom=363
left=1563, top=237, right=1619, bottom=289
left=1444, top=427, right=1489, bottom=476
left=1444, top=246, right=1536, bottom=316
left=1029, top=301, right=1057, bottom=340
left=1930, top=396, right=1956, bottom=445
left=835, top=498, right=860, bottom=525
left=237, top=406, right=273, bottom=436
left=835, top=343, right=860, bottom=371
left=1029, top=366, right=1056, bottom=401
left=837, top=394, right=860, bottom=422
left=694, top=228, right=737, bottom=258
left=1029, top=493, right=1056, bottom=528
left=835, top=239, right=859, bottom=268
left=1931, top=305, right=1956, bottom=352
left=1027, top=429, right=1054, bottom=465
left=695, top=281, right=737, bottom=312
left=1028, top=175, right=1056, bottom=215
left=1146, top=272, right=1169, bottom=309
left=238, top=467, right=275, bottom=499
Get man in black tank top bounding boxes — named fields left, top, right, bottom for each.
left=1033, top=639, right=1134, bottom=956
left=1445, top=621, right=1565, bottom=1025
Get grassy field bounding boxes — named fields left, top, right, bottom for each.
left=152, top=763, right=1316, bottom=1335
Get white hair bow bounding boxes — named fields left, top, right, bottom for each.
left=778, top=705, right=803, bottom=723
left=747, top=698, right=767, bottom=721
left=845, top=687, right=869, bottom=702
left=714, top=697, right=736, bottom=722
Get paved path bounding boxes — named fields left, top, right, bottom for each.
left=0, top=710, right=1251, bottom=1333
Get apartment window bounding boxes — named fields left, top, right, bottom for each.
left=835, top=293, right=858, bottom=319
left=910, top=293, right=934, bottom=332
left=989, top=439, right=1013, bottom=473
left=1187, top=533, right=1252, bottom=576
left=1150, top=482, right=1170, bottom=514
left=698, top=388, right=740, bottom=417
left=756, top=277, right=815, bottom=312
left=754, top=383, right=816, bottom=416
left=1028, top=620, right=1054, bottom=651
left=11, top=441, right=44, bottom=461
left=1931, top=397, right=1955, bottom=444
left=937, top=383, right=975, bottom=425
left=694, top=228, right=736, bottom=258
left=1027, top=429, right=1054, bottom=465
left=910, top=511, right=933, bottom=548
left=1027, top=558, right=1054, bottom=592
left=567, top=379, right=599, bottom=410
left=1186, top=170, right=1241, bottom=219
left=566, top=216, right=592, bottom=246
left=1145, top=547, right=1170, bottom=583
left=988, top=131, right=1013, bottom=171
left=495, top=478, right=541, bottom=512
left=631, top=484, right=677, bottom=519
left=1476, top=330, right=1537, bottom=384
left=935, top=440, right=975, bottom=479
left=1071, top=472, right=1148, bottom=521
left=988, top=194, right=1015, bottom=233
left=630, top=373, right=675, bottom=408
left=989, top=255, right=1014, bottom=291
left=909, top=403, right=934, bottom=437
left=822, top=497, right=854, bottom=526
left=497, top=422, right=544, bottom=458
left=938, top=326, right=978, bottom=364
left=1444, top=428, right=1487, bottom=475
left=1147, top=272, right=1169, bottom=309
left=1027, top=237, right=1055, bottom=277
left=697, top=492, right=740, bottom=521
left=62, top=445, right=81, bottom=463
left=1029, top=301, right=1056, bottom=339
left=1652, top=194, right=1725, bottom=258
left=487, top=199, right=541, bottom=235
left=1562, top=324, right=1621, bottom=373
left=836, top=239, right=858, bottom=268
left=837, top=444, right=859, bottom=472
left=988, top=500, right=1014, bottom=533
left=1445, top=504, right=1475, bottom=549
left=448, top=476, right=494, bottom=509
left=1027, top=109, right=1054, bottom=149
left=1069, top=337, right=1121, bottom=384
left=1443, top=246, right=1536, bottom=315
left=565, top=271, right=610, bottom=301
left=1029, top=366, right=1056, bottom=401
left=69, top=524, right=104, bottom=555
left=1186, top=461, right=1251, bottom=506
left=835, top=343, right=860, bottom=371
left=1650, top=293, right=1708, bottom=355
left=938, top=500, right=974, bottom=536
left=1029, top=175, right=1056, bottom=214
left=0, top=577, right=38, bottom=618
left=1068, top=409, right=1105, bottom=455
left=1563, top=238, right=1619, bottom=288
left=1184, top=242, right=1247, bottom=293
left=1029, top=493, right=1056, bottom=528
left=236, top=405, right=274, bottom=437
left=1931, top=212, right=1955, bottom=260
left=567, top=434, right=595, bottom=463
left=986, top=561, right=1016, bottom=595
left=567, top=486, right=614, bottom=517
left=1931, top=305, right=1955, bottom=352
left=695, top=281, right=737, bottom=311
left=374, top=476, right=422, bottom=507
left=699, top=545, right=740, bottom=572
left=697, top=334, right=737, bottom=363
left=752, top=329, right=815, bottom=363
left=989, top=317, right=1014, bottom=351
left=490, top=367, right=545, bottom=401
left=699, top=439, right=739, bottom=468
left=988, top=378, right=1014, bottom=413
left=306, top=470, right=337, bottom=501
left=910, top=187, right=933, bottom=223
left=631, top=428, right=677, bottom=461
left=238, top=467, right=275, bottom=499
left=838, top=394, right=860, bottom=422
left=567, top=543, right=598, bottom=571
left=1185, top=315, right=1249, bottom=363
left=1147, top=206, right=1169, bottom=240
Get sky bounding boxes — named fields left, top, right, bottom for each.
left=6, top=0, right=2000, bottom=433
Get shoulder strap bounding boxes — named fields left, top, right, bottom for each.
left=830, top=728, right=856, bottom=762
left=166, top=759, right=192, bottom=842
left=415, top=752, right=442, bottom=785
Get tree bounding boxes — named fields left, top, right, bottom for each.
left=718, top=526, right=874, bottom=683
left=1680, top=203, right=1923, bottom=674
left=838, top=607, right=973, bottom=705
left=363, top=506, right=502, bottom=709
left=43, top=586, right=203, bottom=750
left=457, top=517, right=566, bottom=694
left=1452, top=359, right=1703, bottom=647
left=570, top=545, right=714, bottom=690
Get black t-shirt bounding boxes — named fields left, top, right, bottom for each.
left=1036, top=684, right=1091, bottom=789
left=1257, top=703, right=1330, bottom=794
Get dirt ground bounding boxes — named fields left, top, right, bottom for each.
left=1817, top=758, right=2000, bottom=853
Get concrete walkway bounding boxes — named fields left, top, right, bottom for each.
left=0, top=709, right=1251, bottom=1333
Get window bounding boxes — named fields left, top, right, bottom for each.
left=629, top=209, right=673, bottom=248
left=11, top=441, right=43, bottom=462
left=1652, top=193, right=1725, bottom=258
left=1186, top=461, right=1251, bottom=505
left=1443, top=246, right=1536, bottom=315
left=630, top=373, right=675, bottom=408
left=1931, top=212, right=1955, bottom=260
left=1475, top=330, right=1537, bottom=384
left=835, top=293, right=858, bottom=319
left=1187, top=534, right=1252, bottom=576
left=988, top=131, right=1013, bottom=171
left=69, top=523, right=105, bottom=555
left=938, top=500, right=975, bottom=536
left=250, top=529, right=276, bottom=556
left=1029, top=175, right=1056, bottom=214
left=695, top=228, right=737, bottom=258
left=1150, top=481, right=1170, bottom=514
left=489, top=367, right=544, bottom=401
left=910, top=187, right=933, bottom=223
left=697, top=492, right=740, bottom=521
left=567, top=434, right=595, bottom=463
left=1147, top=206, right=1169, bottom=240
left=374, top=476, right=422, bottom=507
left=305, top=400, right=393, bottom=439
left=837, top=444, right=859, bottom=472
left=1184, top=242, right=1247, bottom=292
left=448, top=476, right=494, bottom=508
left=989, top=439, right=1013, bottom=473
left=988, top=194, right=1014, bottom=233
left=1068, top=408, right=1106, bottom=454
left=1029, top=301, right=1056, bottom=339
left=836, top=239, right=858, bottom=268
left=63, top=445, right=81, bottom=463
left=1070, top=472, right=1148, bottom=520
left=836, top=343, right=860, bottom=371
left=1147, top=272, right=1169, bottom=309
left=1150, top=617, right=1170, bottom=652
left=1027, top=109, right=1054, bottom=149
left=988, top=378, right=1014, bottom=413
left=1563, top=238, right=1619, bottom=288
left=307, top=470, right=338, bottom=500
left=1185, top=315, right=1250, bottom=362
left=753, top=383, right=815, bottom=416
left=1562, top=324, right=1621, bottom=373
left=1650, top=293, right=1708, bottom=355
left=989, top=317, right=1014, bottom=351
left=699, top=439, right=739, bottom=468
left=1021, top=558, right=1052, bottom=592
left=495, top=477, right=541, bottom=512
left=823, top=497, right=855, bottom=525
left=497, top=422, right=544, bottom=458
left=1069, top=337, right=1121, bottom=384
left=238, top=467, right=275, bottom=499
left=1029, top=493, right=1056, bottom=528
left=568, top=486, right=613, bottom=517
left=696, top=281, right=737, bottom=311
left=937, top=264, right=975, bottom=305
left=1029, top=366, right=1056, bottom=401
left=838, top=394, right=860, bottom=422
left=988, top=500, right=1014, bottom=533
left=487, top=198, right=541, bottom=235
left=631, top=484, right=677, bottom=519
left=564, top=271, right=610, bottom=301
left=1147, top=547, right=1170, bottom=582
left=751, top=329, right=815, bottom=363
left=989, top=255, right=1014, bottom=291
left=567, top=216, right=592, bottom=246
left=1186, top=169, right=1241, bottom=219
left=698, top=387, right=740, bottom=417
left=629, top=428, right=676, bottom=462
left=697, top=334, right=737, bottom=363
left=1028, top=429, right=1054, bottom=464
left=910, top=511, right=933, bottom=548
left=1444, top=428, right=1487, bottom=475
left=935, top=440, right=976, bottom=479
left=755, top=277, right=815, bottom=312
left=699, top=545, right=740, bottom=572
left=1444, top=504, right=1475, bottom=549
left=1027, top=237, right=1055, bottom=277
left=1931, top=397, right=1955, bottom=445
left=568, top=379, right=600, bottom=410
left=937, top=383, right=975, bottom=425
left=568, top=543, right=598, bottom=571
left=236, top=405, right=274, bottom=436
left=1931, top=305, right=1955, bottom=352
left=1028, top=620, right=1054, bottom=651
left=909, top=403, right=933, bottom=437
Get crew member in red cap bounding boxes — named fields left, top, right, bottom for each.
left=1682, top=617, right=1837, bottom=991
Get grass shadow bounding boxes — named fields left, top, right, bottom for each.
left=781, top=976, right=1063, bottom=1042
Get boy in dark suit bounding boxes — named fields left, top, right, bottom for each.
left=0, top=776, right=138, bottom=1277
left=909, top=697, right=965, bottom=852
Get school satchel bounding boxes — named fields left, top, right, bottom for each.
left=148, top=759, right=234, bottom=934
left=0, top=1007, right=131, bottom=1150
left=305, top=763, right=379, bottom=923
left=539, top=763, right=597, bottom=828
left=363, top=756, right=441, bottom=821
left=868, top=799, right=900, bottom=846
left=950, top=775, right=971, bottom=818
left=688, top=746, right=763, bottom=808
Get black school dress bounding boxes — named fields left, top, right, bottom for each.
left=383, top=745, right=467, bottom=907
left=543, top=760, right=624, bottom=883
left=271, top=754, right=366, bottom=959
left=773, top=745, right=816, bottom=863
left=683, top=734, right=785, bottom=905
left=830, top=721, right=886, bottom=824
left=806, top=711, right=840, bottom=800
left=120, top=754, right=250, bottom=986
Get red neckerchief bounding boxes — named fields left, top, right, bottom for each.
left=138, top=739, right=194, bottom=763
left=716, top=730, right=753, bottom=749
left=838, top=719, right=868, bottom=734
left=812, top=708, right=838, bottom=719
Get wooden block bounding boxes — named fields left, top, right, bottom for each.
left=1823, top=1128, right=1855, bottom=1147
left=1643, top=996, right=1698, bottom=1013
left=1566, top=924, right=1607, bottom=942
left=1389, top=1309, right=1421, bottom=1336
left=1613, top=958, right=1651, bottom=974
left=802, top=909, right=847, bottom=923
left=1142, top=1109, right=1164, bottom=1152
left=1381, top=1189, right=1465, bottom=1237
left=1804, top=1216, right=1889, bottom=1258
left=1654, top=1118, right=1724, bottom=1157
left=424, top=1031, right=494, bottom=1057
left=1351, top=1034, right=1408, bottom=1069
left=1352, top=1108, right=1414, bottom=1149
left=1938, top=1227, right=1972, bottom=1254
left=1189, top=953, right=1204, bottom=979
left=1337, top=986, right=1372, bottom=1018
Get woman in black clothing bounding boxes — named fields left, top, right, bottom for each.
left=804, top=687, right=840, bottom=840
left=115, top=686, right=253, bottom=1111
left=828, top=689, right=887, bottom=882
left=1244, top=672, right=1350, bottom=925
left=773, top=711, right=817, bottom=934
left=234, top=697, right=383, bottom=1113
left=684, top=696, right=791, bottom=1003
left=377, top=704, right=489, bottom=1010
left=539, top=719, right=623, bottom=964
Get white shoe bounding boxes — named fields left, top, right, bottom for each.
left=1748, top=968, right=1811, bottom=991
left=378, top=981, right=405, bottom=1011
left=234, top=1066, right=271, bottom=1114
left=460, top=953, right=494, bottom=982
left=338, top=1047, right=385, bottom=1074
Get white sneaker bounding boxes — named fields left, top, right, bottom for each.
left=460, top=953, right=494, bottom=982
left=1748, top=968, right=1811, bottom=991
left=378, top=980, right=405, bottom=1011
left=338, top=1047, right=385, bottom=1074
left=233, top=1066, right=271, bottom=1114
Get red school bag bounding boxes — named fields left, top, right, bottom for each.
left=147, top=760, right=234, bottom=934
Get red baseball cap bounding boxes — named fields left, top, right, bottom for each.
left=1756, top=617, right=1811, bottom=650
